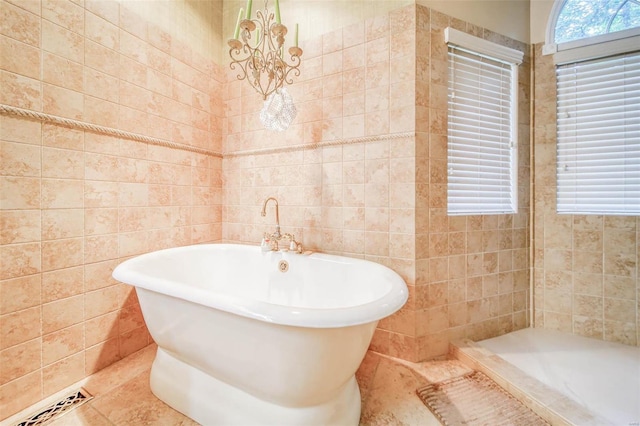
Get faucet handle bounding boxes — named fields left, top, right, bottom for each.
left=261, top=232, right=279, bottom=251
left=281, top=233, right=303, bottom=253
left=261, top=234, right=269, bottom=251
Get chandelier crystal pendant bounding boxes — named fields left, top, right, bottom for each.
left=228, top=0, right=302, bottom=98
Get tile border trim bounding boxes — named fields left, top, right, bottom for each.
left=224, top=132, right=415, bottom=158
left=1, top=104, right=414, bottom=159
left=0, top=104, right=223, bottom=158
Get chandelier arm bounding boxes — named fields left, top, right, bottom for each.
left=282, top=66, right=301, bottom=86
left=229, top=49, right=250, bottom=81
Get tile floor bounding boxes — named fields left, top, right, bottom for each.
left=49, top=345, right=196, bottom=426
left=8, top=340, right=598, bottom=426
left=6, top=344, right=475, bottom=425
left=8, top=339, right=605, bottom=426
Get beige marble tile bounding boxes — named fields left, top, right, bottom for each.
left=0, top=337, right=41, bottom=385
left=43, top=352, right=86, bottom=396
left=0, top=305, right=41, bottom=350
left=118, top=326, right=150, bottom=358
left=41, top=266, right=83, bottom=303
left=359, top=355, right=441, bottom=425
left=0, top=141, right=41, bottom=178
left=1, top=2, right=41, bottom=47
left=0, top=274, right=41, bottom=315
left=83, top=344, right=157, bottom=397
left=42, top=324, right=84, bottom=366
left=47, top=404, right=112, bottom=426
left=0, top=370, right=42, bottom=421
left=86, top=338, right=121, bottom=376
left=42, top=294, right=83, bottom=334
left=42, top=209, right=84, bottom=240
left=90, top=370, right=198, bottom=426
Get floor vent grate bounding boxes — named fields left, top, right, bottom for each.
left=417, top=371, right=550, bottom=426
left=14, top=389, right=93, bottom=426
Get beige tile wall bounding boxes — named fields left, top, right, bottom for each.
left=16, top=1, right=639, bottom=420
left=411, top=5, right=531, bottom=360
left=0, top=0, right=223, bottom=419
left=532, top=44, right=639, bottom=346
left=223, top=5, right=419, bottom=360
left=221, top=3, right=530, bottom=362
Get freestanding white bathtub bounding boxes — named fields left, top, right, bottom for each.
left=112, top=244, right=408, bottom=425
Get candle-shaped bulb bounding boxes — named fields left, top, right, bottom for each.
left=275, top=0, right=281, bottom=24
left=295, top=23, right=299, bottom=47
left=245, top=0, right=252, bottom=19
left=233, top=8, right=244, bottom=39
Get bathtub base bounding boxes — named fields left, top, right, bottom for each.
left=149, top=347, right=362, bottom=425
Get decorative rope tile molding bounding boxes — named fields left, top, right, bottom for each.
left=0, top=104, right=223, bottom=158
left=224, top=132, right=416, bottom=158
left=1, top=104, right=414, bottom=159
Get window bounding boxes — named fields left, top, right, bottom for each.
left=551, top=0, right=640, bottom=215
left=556, top=52, right=640, bottom=215
left=555, top=0, right=640, bottom=44
left=445, top=28, right=523, bottom=215
left=545, top=0, right=640, bottom=63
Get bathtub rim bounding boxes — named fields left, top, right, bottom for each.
left=112, top=243, right=409, bottom=329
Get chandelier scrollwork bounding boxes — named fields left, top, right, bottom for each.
left=228, top=0, right=303, bottom=101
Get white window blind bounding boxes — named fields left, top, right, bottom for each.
left=556, top=51, right=640, bottom=215
left=447, top=45, right=519, bottom=215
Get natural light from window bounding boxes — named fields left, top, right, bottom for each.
left=553, top=0, right=640, bottom=215
left=555, top=0, right=640, bottom=43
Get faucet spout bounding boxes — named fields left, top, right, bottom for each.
left=261, top=197, right=281, bottom=238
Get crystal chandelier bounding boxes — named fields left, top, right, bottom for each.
left=228, top=0, right=303, bottom=100
left=228, top=0, right=303, bottom=130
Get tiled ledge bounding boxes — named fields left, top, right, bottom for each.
left=450, top=339, right=608, bottom=426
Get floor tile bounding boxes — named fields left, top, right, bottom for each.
left=47, top=404, right=112, bottom=426
left=11, top=345, right=450, bottom=425
left=83, top=344, right=157, bottom=397
left=89, top=370, right=198, bottom=426
left=359, top=355, right=441, bottom=425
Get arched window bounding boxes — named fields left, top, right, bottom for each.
left=548, top=0, right=640, bottom=215
left=554, top=0, right=640, bottom=43
left=544, top=0, right=640, bottom=63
